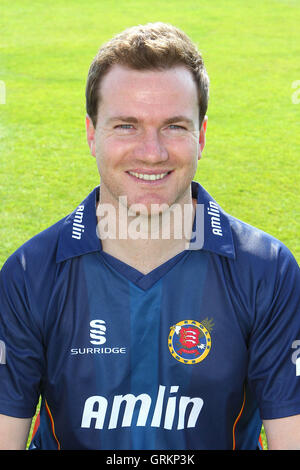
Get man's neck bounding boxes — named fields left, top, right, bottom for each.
left=97, top=198, right=196, bottom=274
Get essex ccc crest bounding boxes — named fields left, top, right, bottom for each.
left=168, top=318, right=214, bottom=364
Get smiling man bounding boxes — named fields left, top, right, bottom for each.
left=0, top=23, right=300, bottom=451
left=89, top=64, right=202, bottom=210
left=87, top=63, right=207, bottom=272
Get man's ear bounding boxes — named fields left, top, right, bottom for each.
left=86, top=114, right=96, bottom=157
left=198, top=115, right=208, bottom=160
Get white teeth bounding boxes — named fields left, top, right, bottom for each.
left=129, top=171, right=169, bottom=181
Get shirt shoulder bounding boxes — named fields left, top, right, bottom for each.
left=1, top=217, right=66, bottom=279
left=1, top=186, right=100, bottom=278
left=224, top=214, right=300, bottom=332
left=227, top=213, right=298, bottom=272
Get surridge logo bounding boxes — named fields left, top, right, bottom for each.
left=70, top=319, right=127, bottom=356
left=72, top=205, right=85, bottom=240
left=90, top=319, right=106, bottom=345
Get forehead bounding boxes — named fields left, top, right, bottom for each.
left=97, top=64, right=199, bottom=120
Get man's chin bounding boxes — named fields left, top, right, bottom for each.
left=127, top=202, right=171, bottom=218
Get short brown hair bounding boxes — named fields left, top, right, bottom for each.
left=86, top=22, right=209, bottom=128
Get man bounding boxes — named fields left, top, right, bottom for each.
left=0, top=23, right=300, bottom=450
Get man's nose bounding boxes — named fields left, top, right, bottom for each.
left=133, top=129, right=169, bottom=163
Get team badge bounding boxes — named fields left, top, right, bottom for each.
left=168, top=318, right=214, bottom=364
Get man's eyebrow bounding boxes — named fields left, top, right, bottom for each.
left=162, top=116, right=195, bottom=126
left=106, top=115, right=194, bottom=126
left=106, top=116, right=139, bottom=124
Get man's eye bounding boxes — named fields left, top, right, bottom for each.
left=115, top=124, right=133, bottom=130
left=169, top=124, right=186, bottom=130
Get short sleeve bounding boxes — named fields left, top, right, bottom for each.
left=247, top=244, right=300, bottom=419
left=0, top=252, right=44, bottom=418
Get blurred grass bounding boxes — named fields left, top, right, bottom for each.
left=0, top=0, right=299, bottom=267
left=1, top=0, right=300, bottom=451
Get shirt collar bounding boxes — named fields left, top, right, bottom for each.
left=56, top=187, right=100, bottom=263
left=56, top=182, right=235, bottom=263
left=191, top=182, right=235, bottom=259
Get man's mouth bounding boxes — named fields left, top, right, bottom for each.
left=127, top=171, right=171, bottom=181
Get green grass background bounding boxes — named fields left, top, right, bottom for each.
left=1, top=0, right=300, bottom=450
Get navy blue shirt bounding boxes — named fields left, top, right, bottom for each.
left=0, top=182, right=300, bottom=450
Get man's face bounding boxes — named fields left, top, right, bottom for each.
left=86, top=64, right=207, bottom=214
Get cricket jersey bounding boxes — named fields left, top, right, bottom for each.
left=0, top=181, right=300, bottom=450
